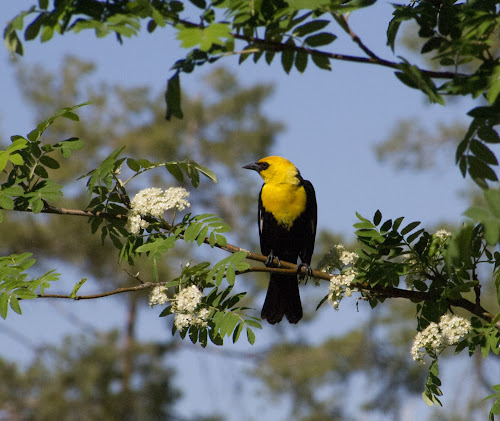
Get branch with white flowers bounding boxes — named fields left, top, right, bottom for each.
left=8, top=203, right=498, bottom=330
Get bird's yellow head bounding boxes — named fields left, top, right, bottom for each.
left=243, top=156, right=301, bottom=185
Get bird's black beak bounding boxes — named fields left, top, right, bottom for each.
left=243, top=162, right=260, bottom=172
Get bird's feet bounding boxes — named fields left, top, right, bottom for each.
left=297, top=262, right=313, bottom=282
left=265, top=251, right=281, bottom=267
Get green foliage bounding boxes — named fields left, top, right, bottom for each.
left=0, top=100, right=262, bottom=349
left=0, top=103, right=86, bottom=219
left=464, top=188, right=500, bottom=246
left=484, top=384, right=500, bottom=421
left=169, top=285, right=261, bottom=347
left=0, top=253, right=59, bottom=319
left=456, top=101, right=500, bottom=188
left=7, top=0, right=500, bottom=187
left=353, top=209, right=500, bottom=410
left=0, top=330, right=184, bottom=420
left=206, top=250, right=250, bottom=286
left=422, top=359, right=443, bottom=406
left=183, top=213, right=230, bottom=248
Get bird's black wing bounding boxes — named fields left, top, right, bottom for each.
left=257, top=185, right=271, bottom=257
left=299, top=179, right=317, bottom=265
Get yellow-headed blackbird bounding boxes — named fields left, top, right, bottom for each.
left=243, top=156, right=317, bottom=324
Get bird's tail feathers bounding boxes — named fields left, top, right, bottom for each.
left=261, top=273, right=302, bottom=324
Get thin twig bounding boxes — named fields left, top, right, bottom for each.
left=334, top=14, right=381, bottom=61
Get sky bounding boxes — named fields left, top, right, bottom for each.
left=0, top=1, right=495, bottom=420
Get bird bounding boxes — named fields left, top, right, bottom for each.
left=243, top=156, right=317, bottom=324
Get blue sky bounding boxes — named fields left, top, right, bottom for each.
left=0, top=1, right=491, bottom=420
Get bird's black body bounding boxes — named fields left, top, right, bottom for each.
left=244, top=156, right=317, bottom=324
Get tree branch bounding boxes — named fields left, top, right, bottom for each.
left=8, top=204, right=498, bottom=328
left=167, top=15, right=466, bottom=80
left=230, top=32, right=464, bottom=79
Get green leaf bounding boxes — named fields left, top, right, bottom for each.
left=483, top=219, right=500, bottom=245
left=165, top=72, right=183, bottom=120
left=40, top=25, right=54, bottom=43
left=9, top=296, right=22, bottom=315
left=464, top=206, right=490, bottom=222
left=401, top=221, right=421, bottom=235
left=246, top=327, right=256, bottom=344
left=373, top=209, right=382, bottom=226
left=7, top=137, right=28, bottom=152
left=295, top=50, right=308, bottom=73
left=0, top=293, right=9, bottom=319
left=407, top=228, right=425, bottom=244
left=311, top=53, right=331, bottom=70
left=468, top=155, right=498, bottom=182
left=5, top=28, right=24, bottom=55
left=293, top=19, right=330, bottom=37
left=8, top=153, right=24, bottom=166
left=70, top=278, right=87, bottom=298
left=478, top=126, right=500, bottom=144
left=485, top=189, right=500, bottom=219
left=136, top=237, right=177, bottom=256
left=199, top=23, right=231, bottom=51
left=127, top=158, right=140, bottom=172
left=232, top=322, right=244, bottom=343
left=304, top=32, right=337, bottom=47
left=487, top=65, right=500, bottom=104
left=395, top=62, right=445, bottom=105
left=380, top=219, right=393, bottom=233
left=470, top=140, right=498, bottom=165
left=468, top=106, right=499, bottom=119
left=0, top=196, right=14, bottom=210
left=40, top=155, right=60, bottom=169
left=281, top=40, right=295, bottom=74
left=164, top=162, right=184, bottom=182
left=0, top=152, right=10, bottom=172
left=226, top=266, right=235, bottom=285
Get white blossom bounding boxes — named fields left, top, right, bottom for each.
left=411, top=322, right=442, bottom=363
left=193, top=308, right=210, bottom=327
left=150, top=284, right=210, bottom=331
left=126, top=187, right=190, bottom=235
left=411, top=314, right=471, bottom=363
left=435, top=229, right=452, bottom=243
left=339, top=250, right=358, bottom=266
left=148, top=285, right=169, bottom=307
left=130, top=187, right=190, bottom=217
left=439, top=314, right=471, bottom=346
left=174, top=313, right=193, bottom=330
left=126, top=213, right=150, bottom=235
left=328, top=269, right=356, bottom=310
left=173, top=285, right=203, bottom=313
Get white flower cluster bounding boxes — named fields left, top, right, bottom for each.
left=335, top=245, right=358, bottom=266
left=174, top=308, right=210, bottom=330
left=435, top=229, right=452, bottom=243
left=411, top=314, right=471, bottom=363
left=172, top=285, right=203, bottom=313
left=328, top=269, right=356, bottom=310
left=148, top=285, right=169, bottom=307
left=171, top=285, right=210, bottom=330
left=126, top=187, right=190, bottom=235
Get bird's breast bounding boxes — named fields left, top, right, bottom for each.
left=261, top=183, right=307, bottom=230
